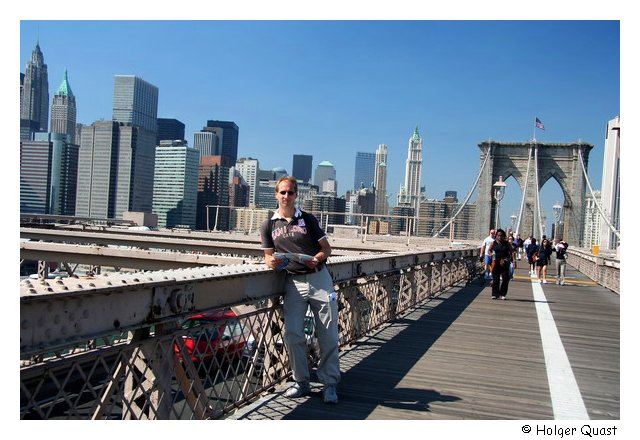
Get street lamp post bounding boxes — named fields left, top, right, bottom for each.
left=510, top=214, right=517, bottom=235
left=493, top=176, right=507, bottom=229
left=552, top=201, right=563, bottom=239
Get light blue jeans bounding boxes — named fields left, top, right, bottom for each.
left=283, top=267, right=341, bottom=386
left=555, top=258, right=566, bottom=283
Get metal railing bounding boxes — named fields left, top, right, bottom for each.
left=20, top=248, right=481, bottom=419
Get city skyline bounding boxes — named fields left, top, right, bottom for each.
left=18, top=19, right=620, bottom=234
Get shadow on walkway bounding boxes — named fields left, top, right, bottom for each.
left=280, top=279, right=486, bottom=419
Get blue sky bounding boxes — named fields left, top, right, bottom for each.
left=18, top=19, right=620, bottom=234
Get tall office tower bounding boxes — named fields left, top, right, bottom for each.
left=196, top=156, right=231, bottom=231
left=584, top=190, right=602, bottom=248
left=272, top=167, right=288, bottom=180
left=112, top=75, right=159, bottom=133
left=21, top=41, right=49, bottom=133
left=152, top=141, right=199, bottom=229
left=303, top=194, right=346, bottom=226
left=157, top=118, right=185, bottom=144
left=235, top=157, right=259, bottom=206
left=229, top=171, right=250, bottom=208
left=20, top=73, right=24, bottom=115
left=345, top=186, right=375, bottom=225
left=374, top=144, right=389, bottom=216
left=76, top=120, right=156, bottom=218
left=599, top=116, right=620, bottom=250
left=292, top=154, right=313, bottom=182
left=314, top=160, right=337, bottom=194
left=193, top=131, right=219, bottom=158
left=204, top=120, right=239, bottom=165
left=416, top=194, right=477, bottom=239
left=397, top=127, right=423, bottom=214
left=353, top=152, right=375, bottom=190
left=20, top=133, right=79, bottom=215
left=50, top=69, right=77, bottom=144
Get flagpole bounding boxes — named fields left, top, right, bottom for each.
left=533, top=117, right=536, bottom=141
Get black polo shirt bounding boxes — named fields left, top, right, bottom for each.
left=260, top=208, right=327, bottom=274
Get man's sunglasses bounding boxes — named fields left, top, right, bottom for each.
left=279, top=191, right=296, bottom=195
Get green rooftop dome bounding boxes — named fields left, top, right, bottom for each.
left=55, top=69, right=74, bottom=97
left=318, top=160, right=334, bottom=167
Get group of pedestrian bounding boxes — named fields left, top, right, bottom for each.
left=480, top=228, right=570, bottom=299
left=260, top=177, right=574, bottom=404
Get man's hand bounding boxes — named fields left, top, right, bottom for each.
left=304, top=256, right=319, bottom=270
left=264, top=253, right=287, bottom=270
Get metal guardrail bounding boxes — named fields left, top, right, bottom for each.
left=566, top=248, right=620, bottom=294
left=20, top=248, right=481, bottom=419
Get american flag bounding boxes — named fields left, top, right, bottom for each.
left=535, top=117, right=545, bottom=130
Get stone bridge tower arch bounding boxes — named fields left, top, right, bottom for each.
left=475, top=140, right=593, bottom=246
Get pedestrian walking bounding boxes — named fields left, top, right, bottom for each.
left=479, top=229, right=496, bottom=281
left=526, top=237, right=538, bottom=276
left=536, top=237, right=552, bottom=283
left=488, top=229, right=514, bottom=300
left=554, top=239, right=569, bottom=285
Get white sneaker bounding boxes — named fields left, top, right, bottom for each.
left=284, top=381, right=311, bottom=398
left=539, top=280, right=543, bottom=284
left=543, top=280, right=548, bottom=284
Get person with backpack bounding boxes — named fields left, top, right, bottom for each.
left=260, top=176, right=340, bottom=404
left=488, top=229, right=514, bottom=300
left=536, top=237, right=553, bottom=284
left=554, top=239, right=569, bottom=285
left=526, top=237, right=538, bottom=276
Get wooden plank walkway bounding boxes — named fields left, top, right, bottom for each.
left=229, top=262, right=619, bottom=420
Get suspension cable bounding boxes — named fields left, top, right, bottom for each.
left=533, top=145, right=545, bottom=238
left=578, top=147, right=621, bottom=241
left=434, top=143, right=492, bottom=237
left=515, top=144, right=533, bottom=235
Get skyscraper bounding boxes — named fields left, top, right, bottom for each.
left=197, top=156, right=230, bottom=230
left=76, top=120, right=156, bottom=218
left=75, top=121, right=119, bottom=218
left=157, top=118, right=185, bottom=144
left=51, top=69, right=77, bottom=144
left=353, top=152, right=376, bottom=190
left=397, top=127, right=423, bottom=214
left=112, top=75, right=159, bottom=133
left=374, top=144, right=388, bottom=216
left=193, top=131, right=219, bottom=158
left=20, top=133, right=78, bottom=215
left=153, top=141, right=199, bottom=229
left=235, top=157, right=259, bottom=207
left=204, top=120, right=239, bottom=165
left=21, top=41, right=49, bottom=134
left=76, top=75, right=158, bottom=219
left=599, top=115, right=620, bottom=250
left=314, top=161, right=337, bottom=194
left=292, top=154, right=313, bottom=183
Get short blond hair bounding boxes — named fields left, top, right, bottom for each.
left=275, top=176, right=298, bottom=193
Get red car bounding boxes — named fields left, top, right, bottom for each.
left=174, top=309, right=247, bottom=364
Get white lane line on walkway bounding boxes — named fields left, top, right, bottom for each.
left=531, top=280, right=590, bottom=420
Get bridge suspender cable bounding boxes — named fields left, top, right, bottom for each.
left=515, top=144, right=533, bottom=235
left=533, top=145, right=545, bottom=238
left=434, top=143, right=492, bottom=237
left=578, top=147, right=621, bottom=241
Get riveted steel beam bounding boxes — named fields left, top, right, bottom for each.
left=20, top=249, right=478, bottom=354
